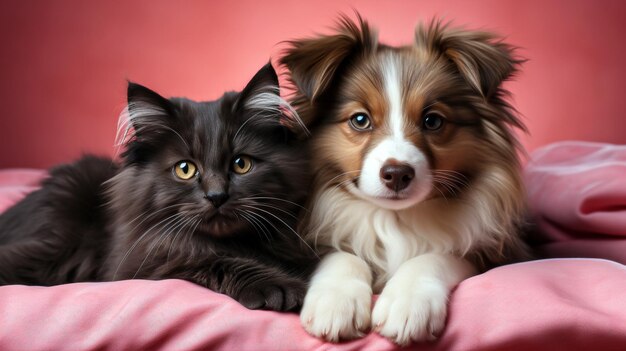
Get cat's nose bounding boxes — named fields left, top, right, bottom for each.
left=205, top=192, right=228, bottom=208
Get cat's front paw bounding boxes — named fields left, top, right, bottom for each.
left=300, top=279, right=372, bottom=342
left=236, top=277, right=306, bottom=312
left=372, top=280, right=448, bottom=346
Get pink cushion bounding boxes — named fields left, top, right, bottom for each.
left=1, top=142, right=626, bottom=350
left=0, top=259, right=624, bottom=350
left=525, top=141, right=626, bottom=263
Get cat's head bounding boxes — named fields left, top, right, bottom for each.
left=110, top=63, right=310, bottom=240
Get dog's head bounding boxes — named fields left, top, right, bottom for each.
left=281, top=15, right=525, bottom=210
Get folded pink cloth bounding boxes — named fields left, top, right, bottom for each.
left=525, top=141, right=626, bottom=263
left=0, top=259, right=624, bottom=351
left=1, top=142, right=626, bottom=350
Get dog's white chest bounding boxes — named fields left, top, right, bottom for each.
left=370, top=210, right=416, bottom=277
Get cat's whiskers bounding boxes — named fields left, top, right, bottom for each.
left=142, top=214, right=202, bottom=278
left=248, top=212, right=274, bottom=243
left=240, top=204, right=319, bottom=258
left=112, top=210, right=188, bottom=280
left=237, top=209, right=273, bottom=244
left=124, top=203, right=195, bottom=230
left=241, top=196, right=309, bottom=212
left=126, top=213, right=185, bottom=277
left=132, top=213, right=192, bottom=279
left=178, top=216, right=207, bottom=262
left=240, top=209, right=278, bottom=245
left=167, top=216, right=201, bottom=264
left=245, top=202, right=299, bottom=220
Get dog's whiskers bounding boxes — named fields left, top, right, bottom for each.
left=330, top=177, right=357, bottom=193
left=432, top=174, right=467, bottom=198
left=323, top=170, right=361, bottom=189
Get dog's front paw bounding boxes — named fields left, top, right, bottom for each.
left=372, top=280, right=448, bottom=346
left=236, top=277, right=306, bottom=312
left=300, top=279, right=372, bottom=342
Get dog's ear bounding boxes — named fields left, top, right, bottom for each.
left=281, top=14, right=377, bottom=102
left=415, top=21, right=522, bottom=98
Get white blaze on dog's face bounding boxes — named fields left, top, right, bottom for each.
left=348, top=54, right=432, bottom=210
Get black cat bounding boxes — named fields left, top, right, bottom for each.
left=0, top=63, right=316, bottom=312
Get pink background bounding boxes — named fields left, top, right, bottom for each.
left=1, top=0, right=625, bottom=168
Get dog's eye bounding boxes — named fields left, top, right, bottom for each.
left=349, top=113, right=372, bottom=131
left=173, top=161, right=198, bottom=180
left=232, top=156, right=253, bottom=174
left=422, top=112, right=445, bottom=131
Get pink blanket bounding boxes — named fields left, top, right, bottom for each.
left=525, top=141, right=626, bottom=264
left=1, top=141, right=625, bottom=350
left=0, top=259, right=624, bottom=351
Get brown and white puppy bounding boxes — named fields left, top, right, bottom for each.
left=281, top=16, right=529, bottom=345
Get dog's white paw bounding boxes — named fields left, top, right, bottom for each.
left=300, top=279, right=372, bottom=342
left=372, top=280, right=448, bottom=346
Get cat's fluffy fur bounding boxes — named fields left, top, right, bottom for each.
left=281, top=16, right=529, bottom=344
left=0, top=63, right=316, bottom=312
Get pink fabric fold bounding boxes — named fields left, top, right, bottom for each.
left=524, top=141, right=626, bottom=263
left=0, top=259, right=625, bottom=351
left=1, top=142, right=626, bottom=350
left=525, top=141, right=626, bottom=238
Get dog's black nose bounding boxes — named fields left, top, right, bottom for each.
left=380, top=163, right=415, bottom=192
left=205, top=192, right=228, bottom=208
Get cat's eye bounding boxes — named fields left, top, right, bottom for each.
left=173, top=161, right=198, bottom=180
left=349, top=113, right=372, bottom=131
left=422, top=112, right=445, bottom=131
left=232, top=156, right=253, bottom=174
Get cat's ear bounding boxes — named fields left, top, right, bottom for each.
left=235, top=63, right=308, bottom=137
left=237, top=62, right=280, bottom=104
left=125, top=82, right=176, bottom=140
left=119, top=82, right=180, bottom=164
